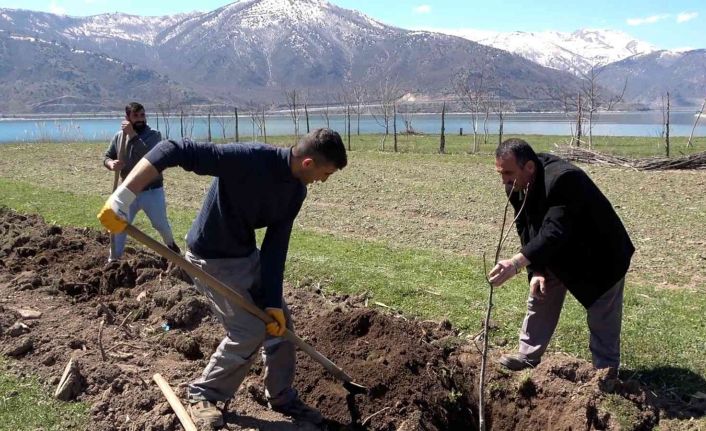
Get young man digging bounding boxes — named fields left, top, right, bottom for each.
left=102, top=102, right=180, bottom=262
left=98, top=128, right=347, bottom=428
left=489, top=138, right=634, bottom=372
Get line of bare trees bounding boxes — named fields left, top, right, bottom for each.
left=555, top=64, right=627, bottom=149
left=150, top=71, right=701, bottom=157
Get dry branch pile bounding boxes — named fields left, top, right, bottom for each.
left=552, top=146, right=706, bottom=171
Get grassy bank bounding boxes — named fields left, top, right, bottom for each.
left=1, top=138, right=703, bottom=287
left=1, top=177, right=704, bottom=390
left=0, top=358, right=88, bottom=430
left=0, top=135, right=705, bottom=427
left=258, top=132, right=705, bottom=157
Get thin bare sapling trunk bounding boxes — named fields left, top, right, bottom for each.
left=478, top=182, right=529, bottom=431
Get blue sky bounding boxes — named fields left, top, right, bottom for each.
left=2, top=0, right=703, bottom=49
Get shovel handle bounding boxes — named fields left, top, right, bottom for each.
left=152, top=373, right=198, bottom=431
left=112, top=133, right=128, bottom=192
left=123, top=224, right=356, bottom=384
left=110, top=133, right=128, bottom=256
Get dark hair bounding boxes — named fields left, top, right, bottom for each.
left=295, top=128, right=347, bottom=169
left=495, top=138, right=539, bottom=167
left=125, top=102, right=145, bottom=116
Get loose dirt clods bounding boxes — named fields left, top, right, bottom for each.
left=0, top=207, right=661, bottom=430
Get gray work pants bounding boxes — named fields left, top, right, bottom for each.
left=518, top=273, right=624, bottom=369
left=185, top=249, right=297, bottom=407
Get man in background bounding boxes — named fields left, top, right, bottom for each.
left=102, top=102, right=180, bottom=262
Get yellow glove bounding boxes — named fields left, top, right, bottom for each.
left=265, top=308, right=286, bottom=337
left=97, top=184, right=135, bottom=234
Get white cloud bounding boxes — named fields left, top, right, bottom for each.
left=626, top=14, right=670, bottom=26
left=413, top=5, right=431, bottom=14
left=676, top=12, right=698, bottom=23
left=49, top=0, right=66, bottom=15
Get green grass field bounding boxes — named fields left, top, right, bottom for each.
left=0, top=133, right=705, bottom=428
left=0, top=359, right=88, bottom=430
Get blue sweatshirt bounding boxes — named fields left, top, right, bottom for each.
left=145, top=139, right=307, bottom=308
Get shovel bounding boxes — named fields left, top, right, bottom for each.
left=123, top=223, right=368, bottom=395
left=109, top=133, right=128, bottom=258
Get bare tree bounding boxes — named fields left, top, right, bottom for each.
left=483, top=100, right=491, bottom=146
left=543, top=59, right=624, bottom=149
left=453, top=68, right=488, bottom=153
left=223, top=92, right=241, bottom=143
left=347, top=104, right=352, bottom=151
left=351, top=85, right=366, bottom=135
left=284, top=88, right=300, bottom=140
left=260, top=105, right=268, bottom=143
left=246, top=101, right=269, bottom=143
left=212, top=106, right=230, bottom=140
left=206, top=107, right=212, bottom=142
left=250, top=109, right=256, bottom=142
left=399, top=103, right=418, bottom=135
left=479, top=183, right=529, bottom=431
left=179, top=107, right=185, bottom=138
left=321, top=94, right=331, bottom=128
left=576, top=93, right=583, bottom=147
left=393, top=101, right=398, bottom=152
left=304, top=98, right=311, bottom=134
left=182, top=106, right=196, bottom=138
left=370, top=77, right=403, bottom=151
left=491, top=95, right=514, bottom=147
left=578, top=64, right=627, bottom=149
left=337, top=86, right=353, bottom=150
left=687, top=98, right=705, bottom=148
left=156, top=87, right=175, bottom=139
left=661, top=92, right=670, bottom=157
left=439, top=101, right=446, bottom=154
left=234, top=106, right=239, bottom=142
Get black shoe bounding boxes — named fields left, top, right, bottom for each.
left=271, top=398, right=323, bottom=424
left=497, top=353, right=539, bottom=371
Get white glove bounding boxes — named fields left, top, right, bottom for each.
left=97, top=184, right=136, bottom=233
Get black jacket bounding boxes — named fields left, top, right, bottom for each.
left=511, top=153, right=634, bottom=308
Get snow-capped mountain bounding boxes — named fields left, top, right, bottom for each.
left=0, top=0, right=583, bottom=112
left=0, top=29, right=200, bottom=113
left=443, top=28, right=657, bottom=74
left=597, top=49, right=706, bottom=107
left=0, top=8, right=195, bottom=45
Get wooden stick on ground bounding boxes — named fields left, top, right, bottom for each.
left=552, top=145, right=706, bottom=171
left=153, top=373, right=197, bottom=431
left=361, top=406, right=391, bottom=426
left=98, top=318, right=107, bottom=362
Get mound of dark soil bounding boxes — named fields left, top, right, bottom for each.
left=0, top=207, right=662, bottom=430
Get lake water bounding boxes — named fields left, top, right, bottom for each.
left=0, top=111, right=703, bottom=144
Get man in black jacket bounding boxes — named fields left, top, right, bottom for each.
left=488, top=138, right=634, bottom=371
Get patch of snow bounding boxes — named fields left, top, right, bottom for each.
left=425, top=27, right=659, bottom=74
left=10, top=35, right=38, bottom=42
